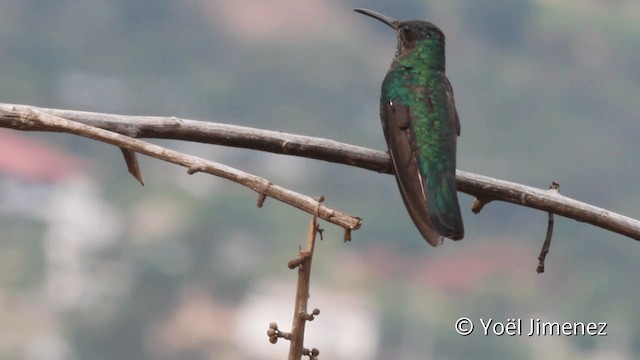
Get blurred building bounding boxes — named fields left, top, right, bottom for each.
left=0, top=130, right=127, bottom=360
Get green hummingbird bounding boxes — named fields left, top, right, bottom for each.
left=355, top=8, right=464, bottom=246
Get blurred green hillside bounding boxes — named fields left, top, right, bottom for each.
left=1, top=1, right=639, bottom=359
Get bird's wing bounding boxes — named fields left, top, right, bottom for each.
left=381, top=97, right=444, bottom=246
left=444, top=76, right=460, bottom=136
left=381, top=70, right=464, bottom=243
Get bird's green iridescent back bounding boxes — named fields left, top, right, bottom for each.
left=381, top=38, right=463, bottom=239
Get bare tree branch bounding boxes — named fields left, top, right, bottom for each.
left=0, top=104, right=361, bottom=232
left=0, top=103, right=391, bottom=172
left=1, top=103, right=640, bottom=242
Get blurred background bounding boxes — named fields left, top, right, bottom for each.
left=1, top=0, right=639, bottom=359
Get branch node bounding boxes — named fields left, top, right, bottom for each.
left=256, top=182, right=273, bottom=208
left=169, top=116, right=183, bottom=126
left=471, top=196, right=494, bottom=214
left=281, top=139, right=291, bottom=152
left=21, top=108, right=34, bottom=123
left=187, top=162, right=205, bottom=175
left=288, top=252, right=310, bottom=270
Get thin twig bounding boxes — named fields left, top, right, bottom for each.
left=1, top=103, right=640, bottom=242
left=537, top=182, right=560, bottom=273
left=0, top=105, right=361, bottom=232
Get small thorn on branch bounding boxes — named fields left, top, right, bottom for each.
left=343, top=228, right=352, bottom=242
left=120, top=148, right=144, bottom=185
left=537, top=181, right=560, bottom=274
left=257, top=193, right=267, bottom=208
left=471, top=196, right=494, bottom=214
left=187, top=162, right=204, bottom=175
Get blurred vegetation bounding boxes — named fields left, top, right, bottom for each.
left=1, top=0, right=639, bottom=359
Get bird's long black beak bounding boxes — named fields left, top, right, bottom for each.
left=354, top=8, right=399, bottom=30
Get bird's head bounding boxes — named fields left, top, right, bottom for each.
left=354, top=8, right=445, bottom=62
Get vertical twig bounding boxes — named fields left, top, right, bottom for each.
left=537, top=181, right=560, bottom=273
left=288, top=200, right=321, bottom=359
left=268, top=198, right=322, bottom=359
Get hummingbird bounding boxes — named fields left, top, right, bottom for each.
left=354, top=8, right=464, bottom=246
